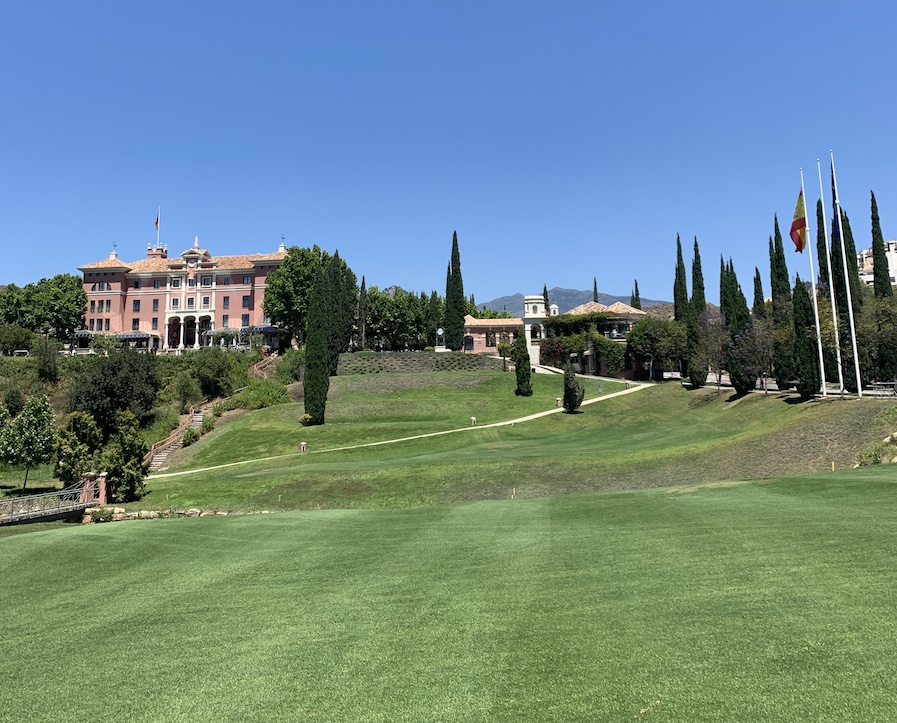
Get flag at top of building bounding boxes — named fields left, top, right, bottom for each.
left=790, top=189, right=807, bottom=253
left=154, top=210, right=160, bottom=231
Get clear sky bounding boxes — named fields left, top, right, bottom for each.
left=3, top=1, right=897, bottom=306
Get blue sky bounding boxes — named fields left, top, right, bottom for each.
left=3, top=1, right=896, bottom=306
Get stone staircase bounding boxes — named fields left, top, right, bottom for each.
left=147, top=403, right=213, bottom=473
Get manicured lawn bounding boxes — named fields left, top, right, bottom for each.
left=2, top=469, right=897, bottom=721
left=139, top=375, right=889, bottom=512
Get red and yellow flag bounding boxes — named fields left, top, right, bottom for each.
left=154, top=211, right=160, bottom=232
left=790, top=189, right=807, bottom=253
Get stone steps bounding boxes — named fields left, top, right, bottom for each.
left=149, top=404, right=214, bottom=472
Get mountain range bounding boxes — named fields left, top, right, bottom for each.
left=480, top=287, right=669, bottom=318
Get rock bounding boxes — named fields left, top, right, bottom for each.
left=138, top=510, right=159, bottom=519
left=111, top=513, right=128, bottom=521
left=215, top=511, right=228, bottom=516
left=200, top=510, right=214, bottom=517
left=186, top=508, right=201, bottom=517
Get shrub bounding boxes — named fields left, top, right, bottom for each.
left=181, top=427, right=200, bottom=447
left=299, top=413, right=314, bottom=426
left=276, top=347, right=306, bottom=383
left=236, top=379, right=290, bottom=410
left=3, top=388, right=24, bottom=417
left=200, top=415, right=215, bottom=435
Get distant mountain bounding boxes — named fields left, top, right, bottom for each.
left=480, top=287, right=670, bottom=318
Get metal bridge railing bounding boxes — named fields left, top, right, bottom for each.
left=0, top=479, right=100, bottom=525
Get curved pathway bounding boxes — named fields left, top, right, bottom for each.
left=148, top=380, right=651, bottom=480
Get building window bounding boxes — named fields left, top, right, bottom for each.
left=89, top=319, right=95, bottom=331
left=242, top=295, right=250, bottom=308
left=104, top=319, right=110, bottom=331
left=172, top=298, right=179, bottom=310
left=133, top=280, right=141, bottom=289
left=171, top=278, right=181, bottom=288
left=90, top=300, right=96, bottom=313
left=153, top=279, right=162, bottom=289
left=132, top=319, right=140, bottom=331
left=151, top=317, right=158, bottom=330
left=242, top=314, right=250, bottom=328
left=222, top=296, right=230, bottom=309
left=222, top=315, right=229, bottom=328
left=221, top=277, right=231, bottom=286
left=152, top=298, right=159, bottom=312
left=486, top=332, right=496, bottom=347
left=187, top=298, right=195, bottom=309
left=202, top=296, right=210, bottom=309
left=188, top=277, right=196, bottom=288
left=132, top=300, right=140, bottom=312
left=106, top=300, right=111, bottom=312
left=243, top=276, right=252, bottom=285
left=201, top=276, right=212, bottom=287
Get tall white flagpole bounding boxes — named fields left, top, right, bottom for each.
left=799, top=169, right=827, bottom=395
left=831, top=151, right=863, bottom=397
left=817, top=159, right=845, bottom=395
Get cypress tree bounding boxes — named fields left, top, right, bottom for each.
left=770, top=217, right=795, bottom=390
left=793, top=275, right=821, bottom=399
left=815, top=199, right=830, bottom=295
left=673, top=235, right=689, bottom=322
left=770, top=217, right=790, bottom=301
left=303, top=267, right=332, bottom=425
left=871, top=191, right=893, bottom=298
left=630, top=280, right=641, bottom=309
left=752, top=267, right=766, bottom=319
left=543, top=284, right=550, bottom=314
left=841, top=209, right=864, bottom=315
left=512, top=333, right=532, bottom=396
left=593, top=277, right=599, bottom=303
left=688, top=237, right=707, bottom=387
left=562, top=360, right=584, bottom=412
left=358, top=275, right=367, bottom=350
left=444, top=231, right=465, bottom=350
left=722, top=259, right=756, bottom=395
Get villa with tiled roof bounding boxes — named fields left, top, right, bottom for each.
left=78, top=238, right=286, bottom=350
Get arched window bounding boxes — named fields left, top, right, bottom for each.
left=530, top=324, right=542, bottom=344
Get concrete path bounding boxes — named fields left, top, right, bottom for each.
left=148, top=380, right=651, bottom=480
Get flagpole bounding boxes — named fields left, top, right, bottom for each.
left=831, top=151, right=863, bottom=397
left=156, top=206, right=161, bottom=248
left=799, top=169, right=827, bottom=396
left=817, top=159, right=845, bottom=395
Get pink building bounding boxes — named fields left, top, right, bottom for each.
left=77, top=237, right=286, bottom=350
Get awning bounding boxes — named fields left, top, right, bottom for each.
left=74, top=330, right=95, bottom=338
left=252, top=325, right=278, bottom=333
left=118, top=331, right=152, bottom=340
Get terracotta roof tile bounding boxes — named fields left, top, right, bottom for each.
left=463, top=315, right=523, bottom=328
left=82, top=250, right=287, bottom=275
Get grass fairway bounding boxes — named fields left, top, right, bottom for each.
left=140, top=373, right=888, bottom=512
left=2, top=469, right=897, bottom=721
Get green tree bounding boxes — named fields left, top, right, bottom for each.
left=17, top=274, right=87, bottom=340
left=593, top=277, right=599, bottom=303
left=68, top=349, right=161, bottom=439
left=444, top=231, right=466, bottom=351
left=191, top=347, right=236, bottom=399
left=0, top=394, right=56, bottom=490
left=630, top=280, right=641, bottom=310
left=562, top=360, right=584, bottom=412
left=721, top=259, right=757, bottom=395
left=543, top=284, right=551, bottom=314
left=54, top=411, right=102, bottom=485
left=3, top=388, right=25, bottom=417
left=627, top=317, right=680, bottom=382
left=303, top=267, right=331, bottom=425
left=262, top=245, right=324, bottom=344
left=99, top=411, right=149, bottom=502
left=858, top=296, right=897, bottom=381
left=871, top=191, right=893, bottom=299
left=511, top=333, right=532, bottom=396
left=793, top=277, right=822, bottom=399
left=174, top=370, right=203, bottom=413
left=0, top=325, right=34, bottom=356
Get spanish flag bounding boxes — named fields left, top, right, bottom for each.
left=154, top=211, right=160, bottom=232
left=790, top=189, right=807, bottom=253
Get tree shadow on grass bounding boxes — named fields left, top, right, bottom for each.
left=0, top=483, right=62, bottom=498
